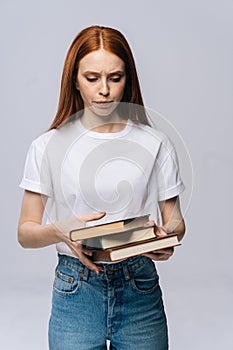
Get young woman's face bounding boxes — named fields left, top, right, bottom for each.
left=76, top=49, right=126, bottom=117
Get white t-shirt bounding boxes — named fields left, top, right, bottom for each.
left=20, top=119, right=185, bottom=257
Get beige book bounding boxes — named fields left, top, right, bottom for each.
left=70, top=214, right=151, bottom=242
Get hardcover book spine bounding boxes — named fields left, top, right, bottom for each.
left=92, top=250, right=113, bottom=262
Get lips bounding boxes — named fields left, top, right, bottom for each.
left=93, top=101, right=114, bottom=108
left=93, top=101, right=113, bottom=104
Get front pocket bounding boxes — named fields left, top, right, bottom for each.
left=53, top=266, right=81, bottom=296
left=131, top=259, right=159, bottom=294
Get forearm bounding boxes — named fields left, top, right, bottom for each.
left=159, top=197, right=186, bottom=241
left=163, top=218, right=186, bottom=241
left=18, top=221, right=62, bottom=249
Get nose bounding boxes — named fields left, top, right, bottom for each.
left=99, top=78, right=110, bottom=96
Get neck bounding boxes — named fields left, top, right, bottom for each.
left=80, top=110, right=127, bottom=133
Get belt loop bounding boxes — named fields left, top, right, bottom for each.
left=83, top=266, right=89, bottom=281
left=123, top=263, right=131, bottom=281
left=80, top=266, right=89, bottom=282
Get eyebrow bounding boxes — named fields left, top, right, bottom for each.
left=83, top=70, right=125, bottom=75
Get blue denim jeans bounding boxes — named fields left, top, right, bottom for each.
left=48, top=254, right=168, bottom=350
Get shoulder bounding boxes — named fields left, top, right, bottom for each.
left=29, top=129, right=57, bottom=153
left=130, top=122, right=175, bottom=151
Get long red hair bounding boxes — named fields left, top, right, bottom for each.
left=49, top=26, right=150, bottom=130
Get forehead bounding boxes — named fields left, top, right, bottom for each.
left=78, top=49, right=125, bottom=72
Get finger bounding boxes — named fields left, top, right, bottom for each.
left=81, top=247, right=93, bottom=257
left=64, top=241, right=101, bottom=274
left=73, top=241, right=94, bottom=257
left=69, top=245, right=101, bottom=274
left=142, top=252, right=161, bottom=261
left=155, top=226, right=168, bottom=237
left=152, top=247, right=174, bottom=255
left=79, top=212, right=106, bottom=223
left=143, top=253, right=171, bottom=261
left=79, top=253, right=102, bottom=274
left=144, top=220, right=155, bottom=227
left=143, top=248, right=174, bottom=261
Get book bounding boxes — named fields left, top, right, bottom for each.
left=91, top=234, right=180, bottom=262
left=82, top=225, right=156, bottom=249
left=70, top=214, right=152, bottom=243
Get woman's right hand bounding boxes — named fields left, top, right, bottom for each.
left=55, top=212, right=106, bottom=274
left=18, top=191, right=105, bottom=274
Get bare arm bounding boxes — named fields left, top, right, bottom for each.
left=143, top=196, right=185, bottom=261
left=18, top=190, right=60, bottom=248
left=158, top=195, right=186, bottom=241
left=18, top=190, right=105, bottom=273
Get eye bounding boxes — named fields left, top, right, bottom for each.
left=109, top=76, right=123, bottom=83
left=86, top=77, right=98, bottom=82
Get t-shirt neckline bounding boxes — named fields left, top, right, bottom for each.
left=76, top=118, right=133, bottom=139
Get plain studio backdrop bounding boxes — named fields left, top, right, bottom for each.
left=1, top=0, right=232, bottom=349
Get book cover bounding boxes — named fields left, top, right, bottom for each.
left=91, top=234, right=180, bottom=262
left=70, top=214, right=150, bottom=241
left=83, top=225, right=155, bottom=249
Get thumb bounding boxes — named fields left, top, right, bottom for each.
left=155, top=226, right=168, bottom=238
left=78, top=212, right=106, bottom=223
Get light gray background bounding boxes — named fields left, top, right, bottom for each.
left=1, top=0, right=232, bottom=349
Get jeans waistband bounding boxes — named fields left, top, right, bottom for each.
left=57, top=253, right=151, bottom=281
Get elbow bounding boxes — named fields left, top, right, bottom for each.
left=177, top=219, right=186, bottom=241
left=18, top=240, right=28, bottom=249
left=17, top=226, right=29, bottom=248
left=18, top=234, right=26, bottom=249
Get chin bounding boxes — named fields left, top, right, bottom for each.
left=91, top=105, right=120, bottom=118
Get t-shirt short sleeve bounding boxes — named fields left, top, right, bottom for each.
left=156, top=137, right=185, bottom=201
left=19, top=133, right=54, bottom=197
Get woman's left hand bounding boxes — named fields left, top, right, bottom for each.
left=142, top=224, right=174, bottom=261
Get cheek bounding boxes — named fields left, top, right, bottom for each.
left=115, top=82, right=126, bottom=98
left=78, top=83, right=93, bottom=100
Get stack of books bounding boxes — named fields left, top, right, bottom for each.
left=70, top=215, right=180, bottom=262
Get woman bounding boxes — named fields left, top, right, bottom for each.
left=18, top=25, right=185, bottom=350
